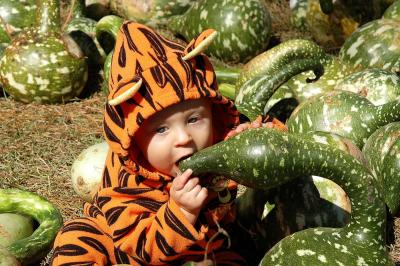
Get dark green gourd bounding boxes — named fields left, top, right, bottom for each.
left=0, top=189, right=63, bottom=264
left=234, top=39, right=326, bottom=121
left=287, top=90, right=400, bottom=148
left=64, top=0, right=106, bottom=67
left=0, top=0, right=88, bottom=103
left=168, top=0, right=272, bottom=63
left=363, top=122, right=400, bottom=215
left=179, top=128, right=393, bottom=265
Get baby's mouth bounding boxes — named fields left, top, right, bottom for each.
left=176, top=154, right=192, bottom=166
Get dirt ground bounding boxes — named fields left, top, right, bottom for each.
left=0, top=0, right=399, bottom=265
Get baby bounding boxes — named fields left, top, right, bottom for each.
left=51, top=21, right=284, bottom=266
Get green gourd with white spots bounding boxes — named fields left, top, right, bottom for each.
left=234, top=39, right=326, bottom=121
left=334, top=68, right=400, bottom=106
left=279, top=55, right=354, bottom=103
left=168, top=0, right=272, bottom=63
left=0, top=189, right=63, bottom=264
left=0, top=0, right=37, bottom=55
left=339, top=18, right=400, bottom=73
left=363, top=122, right=400, bottom=215
left=179, top=128, right=393, bottom=265
left=0, top=0, right=88, bottom=103
left=109, top=0, right=192, bottom=26
left=383, top=0, right=400, bottom=19
left=287, top=90, right=400, bottom=148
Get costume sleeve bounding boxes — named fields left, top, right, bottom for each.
left=93, top=183, right=208, bottom=265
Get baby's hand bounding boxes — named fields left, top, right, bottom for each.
left=170, top=169, right=208, bottom=225
left=225, top=116, right=288, bottom=139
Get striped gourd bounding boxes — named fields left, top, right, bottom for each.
left=286, top=90, right=400, bottom=148
left=363, top=122, right=400, bottom=215
left=0, top=0, right=88, bottom=103
left=235, top=39, right=326, bottom=121
left=179, top=128, right=393, bottom=265
left=168, top=0, right=272, bottom=63
left=0, top=189, right=63, bottom=264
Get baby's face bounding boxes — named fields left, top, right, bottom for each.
left=135, top=98, right=214, bottom=177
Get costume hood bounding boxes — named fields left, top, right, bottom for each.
left=103, top=22, right=239, bottom=181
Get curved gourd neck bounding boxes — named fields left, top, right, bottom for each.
left=36, top=0, right=61, bottom=34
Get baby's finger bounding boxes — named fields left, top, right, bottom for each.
left=183, top=177, right=199, bottom=192
left=173, top=169, right=193, bottom=191
left=196, top=187, right=208, bottom=202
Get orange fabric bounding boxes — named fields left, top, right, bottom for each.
left=52, top=22, right=247, bottom=265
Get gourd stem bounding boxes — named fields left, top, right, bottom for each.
left=36, top=0, right=61, bottom=34
left=376, top=99, right=400, bottom=127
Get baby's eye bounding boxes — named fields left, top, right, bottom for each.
left=156, top=126, right=167, bottom=134
left=188, top=116, right=199, bottom=124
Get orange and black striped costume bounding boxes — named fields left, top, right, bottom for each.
left=51, top=22, right=277, bottom=266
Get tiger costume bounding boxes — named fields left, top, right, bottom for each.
left=51, top=21, right=284, bottom=266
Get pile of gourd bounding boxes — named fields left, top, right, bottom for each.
left=1, top=0, right=400, bottom=265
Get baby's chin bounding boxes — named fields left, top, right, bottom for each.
left=171, top=165, right=182, bottom=177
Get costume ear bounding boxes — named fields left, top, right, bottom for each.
left=183, top=29, right=217, bottom=61
left=108, top=78, right=143, bottom=106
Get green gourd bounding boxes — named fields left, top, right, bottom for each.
left=0, top=189, right=63, bottom=265
left=383, top=0, right=400, bottom=19
left=234, top=39, right=326, bottom=121
left=64, top=0, right=107, bottom=67
left=109, top=0, right=192, bottom=26
left=339, top=18, right=400, bottom=74
left=179, top=128, right=393, bottom=265
left=287, top=90, right=400, bottom=148
left=0, top=246, right=19, bottom=266
left=0, top=0, right=88, bottom=103
left=279, top=55, right=354, bottom=103
left=0, top=0, right=37, bottom=52
left=0, top=213, right=34, bottom=247
left=334, top=68, right=400, bottom=106
left=363, top=122, right=400, bottom=215
left=168, top=0, right=272, bottom=63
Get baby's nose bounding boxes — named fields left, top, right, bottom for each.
left=176, top=128, right=192, bottom=145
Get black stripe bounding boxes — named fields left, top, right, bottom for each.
left=54, top=244, right=88, bottom=256
left=62, top=221, right=103, bottom=235
left=136, top=229, right=151, bottom=263
left=124, top=198, right=163, bottom=212
left=114, top=187, right=154, bottom=195
left=122, top=22, right=142, bottom=55
left=164, top=205, right=196, bottom=241
left=78, top=236, right=110, bottom=258
left=105, top=206, right=127, bottom=225
left=118, top=43, right=126, bottom=67
left=105, top=104, right=125, bottom=128
left=155, top=230, right=178, bottom=257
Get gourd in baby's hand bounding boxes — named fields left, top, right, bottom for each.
left=179, top=128, right=393, bottom=265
